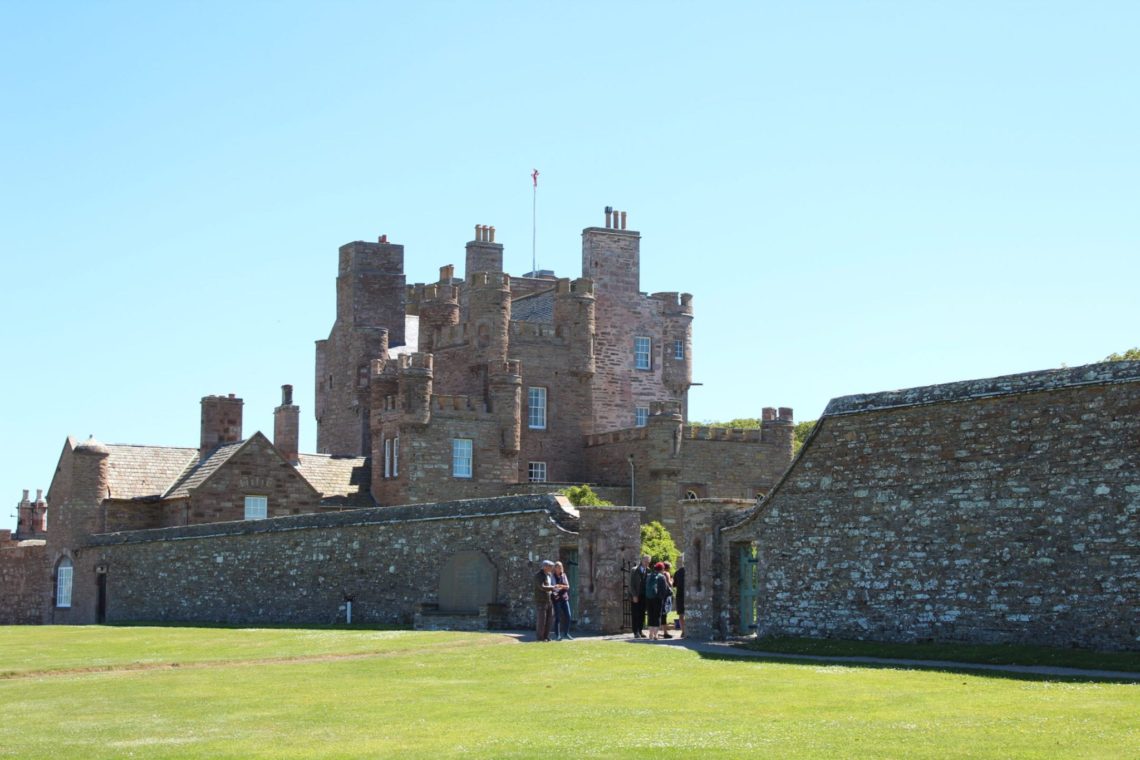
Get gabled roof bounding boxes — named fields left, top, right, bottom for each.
left=510, top=288, right=555, bottom=323
left=163, top=441, right=245, bottom=499
left=104, top=444, right=199, bottom=500
left=296, top=454, right=374, bottom=508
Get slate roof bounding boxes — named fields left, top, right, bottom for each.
left=103, top=444, right=199, bottom=500
left=100, top=438, right=374, bottom=508
left=510, top=288, right=555, bottom=323
left=296, top=453, right=374, bottom=508
left=163, top=441, right=246, bottom=499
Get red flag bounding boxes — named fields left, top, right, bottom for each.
left=532, top=169, right=539, bottom=188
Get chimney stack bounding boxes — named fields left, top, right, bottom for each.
left=274, top=384, right=301, bottom=466
left=200, top=394, right=244, bottom=461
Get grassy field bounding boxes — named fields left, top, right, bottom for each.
left=1, top=627, right=1136, bottom=759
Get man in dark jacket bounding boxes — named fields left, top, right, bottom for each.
left=629, top=554, right=650, bottom=638
left=534, top=560, right=556, bottom=642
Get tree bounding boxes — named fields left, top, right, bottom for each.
left=640, top=521, right=679, bottom=566
left=793, top=420, right=816, bottom=454
left=1105, top=348, right=1140, bottom=362
left=560, top=484, right=613, bottom=507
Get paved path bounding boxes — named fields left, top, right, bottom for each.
left=510, top=631, right=1140, bottom=681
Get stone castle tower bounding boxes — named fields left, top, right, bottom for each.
left=314, top=208, right=789, bottom=516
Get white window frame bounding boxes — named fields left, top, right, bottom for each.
left=674, top=339, right=684, bottom=360
left=528, top=387, right=547, bottom=430
left=634, top=336, right=651, bottom=370
left=55, top=559, right=73, bottom=608
left=528, top=461, right=547, bottom=483
left=635, top=406, right=649, bottom=427
left=452, top=438, right=473, bottom=478
left=244, top=495, right=268, bottom=520
left=383, top=438, right=392, bottom=478
left=393, top=436, right=399, bottom=477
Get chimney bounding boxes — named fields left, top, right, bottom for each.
left=200, top=394, right=244, bottom=461
left=274, top=384, right=300, bottom=465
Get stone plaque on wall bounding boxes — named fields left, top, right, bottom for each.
left=438, top=550, right=497, bottom=613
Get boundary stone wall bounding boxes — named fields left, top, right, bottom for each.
left=724, top=361, right=1140, bottom=651
left=0, top=541, right=49, bottom=625
left=81, top=494, right=640, bottom=631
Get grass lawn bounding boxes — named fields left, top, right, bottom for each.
left=1, top=626, right=1136, bottom=759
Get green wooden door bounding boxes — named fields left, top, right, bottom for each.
left=738, top=544, right=759, bottom=633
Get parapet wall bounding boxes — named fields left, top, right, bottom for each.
left=0, top=540, right=49, bottom=625
left=85, top=495, right=579, bottom=628
left=727, top=362, right=1140, bottom=651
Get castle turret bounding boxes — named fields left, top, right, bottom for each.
left=554, top=277, right=597, bottom=378
left=399, top=353, right=434, bottom=426
left=273, top=384, right=300, bottom=465
left=316, top=234, right=406, bottom=456
left=465, top=224, right=503, bottom=280
left=653, top=291, right=694, bottom=396
left=200, top=394, right=243, bottom=461
left=416, top=276, right=461, bottom=352
left=489, top=360, right=522, bottom=455
left=467, top=271, right=511, bottom=366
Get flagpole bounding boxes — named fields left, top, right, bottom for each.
left=531, top=169, right=539, bottom=274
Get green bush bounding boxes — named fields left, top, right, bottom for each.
left=559, top=484, right=613, bottom=507
left=640, top=520, right=679, bottom=566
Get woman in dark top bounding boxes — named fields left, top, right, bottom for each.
left=674, top=556, right=686, bottom=638
left=552, top=561, right=573, bottom=641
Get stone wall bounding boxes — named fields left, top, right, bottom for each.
left=0, top=540, right=49, bottom=625
left=724, top=362, right=1140, bottom=651
left=79, top=494, right=637, bottom=632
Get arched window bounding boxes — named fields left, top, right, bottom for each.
left=55, top=557, right=73, bottom=608
left=684, top=490, right=699, bottom=500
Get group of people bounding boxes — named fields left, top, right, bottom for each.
left=533, top=559, right=573, bottom=642
left=629, top=554, right=685, bottom=641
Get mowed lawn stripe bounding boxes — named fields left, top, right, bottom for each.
left=0, top=628, right=1135, bottom=759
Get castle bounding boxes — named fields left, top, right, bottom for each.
left=314, top=208, right=793, bottom=519
left=7, top=205, right=1131, bottom=650
left=1, top=207, right=792, bottom=628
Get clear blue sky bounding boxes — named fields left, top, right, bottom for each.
left=2, top=2, right=1137, bottom=530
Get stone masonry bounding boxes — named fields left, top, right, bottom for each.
left=722, top=362, right=1140, bottom=650
left=76, top=494, right=640, bottom=632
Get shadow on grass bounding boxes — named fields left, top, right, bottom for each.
left=677, top=640, right=1140, bottom=685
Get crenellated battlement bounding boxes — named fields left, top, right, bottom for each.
left=650, top=291, right=694, bottom=316
left=489, top=359, right=522, bottom=379
left=399, top=352, right=434, bottom=373
left=584, top=427, right=651, bottom=447
left=510, top=321, right=563, bottom=340
left=468, top=271, right=511, bottom=289
left=556, top=277, right=595, bottom=297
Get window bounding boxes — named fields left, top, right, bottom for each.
left=55, top=557, right=73, bottom=608
left=452, top=438, right=473, bottom=478
left=634, top=336, right=651, bottom=370
left=528, top=387, right=547, bottom=429
left=684, top=490, right=699, bottom=500
left=674, top=339, right=684, bottom=360
left=635, top=406, right=649, bottom=427
left=393, top=436, right=399, bottom=477
left=383, top=438, right=392, bottom=478
left=528, top=461, right=547, bottom=483
left=244, top=495, right=267, bottom=520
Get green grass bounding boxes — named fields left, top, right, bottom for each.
left=740, top=636, right=1140, bottom=673
left=1, top=627, right=1137, bottom=759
